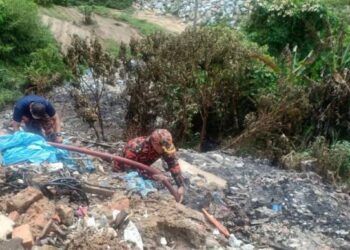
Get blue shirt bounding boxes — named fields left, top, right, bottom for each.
left=13, top=95, right=56, bottom=122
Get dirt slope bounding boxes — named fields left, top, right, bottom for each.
left=40, top=7, right=141, bottom=51
left=40, top=6, right=187, bottom=52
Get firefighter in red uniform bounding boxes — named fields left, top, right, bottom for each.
left=114, top=129, right=185, bottom=202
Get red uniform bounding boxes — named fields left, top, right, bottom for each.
left=116, top=132, right=184, bottom=187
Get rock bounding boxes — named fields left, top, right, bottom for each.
left=56, top=205, right=74, bottom=226
left=0, top=214, right=15, bottom=240
left=0, top=238, right=24, bottom=250
left=12, top=224, right=34, bottom=249
left=7, top=187, right=43, bottom=213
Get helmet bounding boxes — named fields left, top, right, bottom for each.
left=150, top=129, right=176, bottom=155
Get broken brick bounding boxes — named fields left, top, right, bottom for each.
left=56, top=205, right=74, bottom=226
left=32, top=213, right=47, bottom=229
left=8, top=211, right=20, bottom=222
left=12, top=224, right=34, bottom=249
left=7, top=187, right=43, bottom=213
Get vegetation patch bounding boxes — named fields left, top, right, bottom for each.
left=113, top=13, right=165, bottom=36
left=39, top=5, right=75, bottom=21
left=0, top=0, right=68, bottom=108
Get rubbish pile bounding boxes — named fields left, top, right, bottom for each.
left=0, top=132, right=231, bottom=250
left=179, top=149, right=350, bottom=250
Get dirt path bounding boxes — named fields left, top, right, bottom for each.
left=40, top=7, right=141, bottom=51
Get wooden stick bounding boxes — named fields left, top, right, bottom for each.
left=202, top=208, right=230, bottom=237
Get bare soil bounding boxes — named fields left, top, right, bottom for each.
left=40, top=6, right=187, bottom=52
left=40, top=7, right=141, bottom=51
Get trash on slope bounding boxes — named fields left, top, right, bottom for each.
left=123, top=171, right=157, bottom=197
left=0, top=132, right=95, bottom=173
left=0, top=132, right=67, bottom=165
left=124, top=220, right=144, bottom=250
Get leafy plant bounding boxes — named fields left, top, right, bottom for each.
left=65, top=35, right=119, bottom=141
left=25, top=44, right=68, bottom=93
left=0, top=0, right=52, bottom=62
left=244, top=0, right=337, bottom=57
left=124, top=27, right=267, bottom=149
left=113, top=13, right=164, bottom=36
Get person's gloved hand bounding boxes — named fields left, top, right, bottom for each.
left=177, top=186, right=185, bottom=203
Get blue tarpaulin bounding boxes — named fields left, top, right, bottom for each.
left=123, top=171, right=157, bottom=197
left=0, top=132, right=68, bottom=165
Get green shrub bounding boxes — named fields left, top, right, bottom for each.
left=52, top=0, right=134, bottom=9
left=34, top=0, right=54, bottom=6
left=310, top=137, right=350, bottom=181
left=244, top=0, right=337, bottom=57
left=0, top=65, right=25, bottom=108
left=124, top=27, right=270, bottom=148
left=25, top=44, right=69, bottom=93
left=0, top=0, right=68, bottom=99
left=113, top=13, right=164, bottom=36
left=0, top=0, right=52, bottom=63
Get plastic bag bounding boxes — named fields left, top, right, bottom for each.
left=124, top=221, right=143, bottom=250
left=123, top=171, right=157, bottom=197
left=0, top=132, right=68, bottom=165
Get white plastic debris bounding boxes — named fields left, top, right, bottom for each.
left=241, top=244, right=255, bottom=250
left=47, top=162, right=64, bottom=172
left=112, top=210, right=120, bottom=220
left=124, top=221, right=143, bottom=250
left=235, top=161, right=244, bottom=168
left=213, top=229, right=220, bottom=235
left=228, top=234, right=242, bottom=247
left=160, top=237, right=167, bottom=246
left=86, top=217, right=96, bottom=228
left=0, top=214, right=15, bottom=240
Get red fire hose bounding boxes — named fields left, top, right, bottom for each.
left=48, top=142, right=180, bottom=202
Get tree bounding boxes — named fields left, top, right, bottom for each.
left=0, top=0, right=50, bottom=62
left=66, top=35, right=119, bottom=141
left=124, top=27, right=258, bottom=150
left=244, top=0, right=335, bottom=57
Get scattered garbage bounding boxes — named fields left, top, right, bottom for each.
left=228, top=234, right=243, bottom=247
left=124, top=221, right=143, bottom=250
left=123, top=171, right=157, bottom=198
left=0, top=132, right=67, bottom=165
left=76, top=206, right=88, bottom=218
left=160, top=237, right=167, bottom=246
left=271, top=202, right=283, bottom=212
